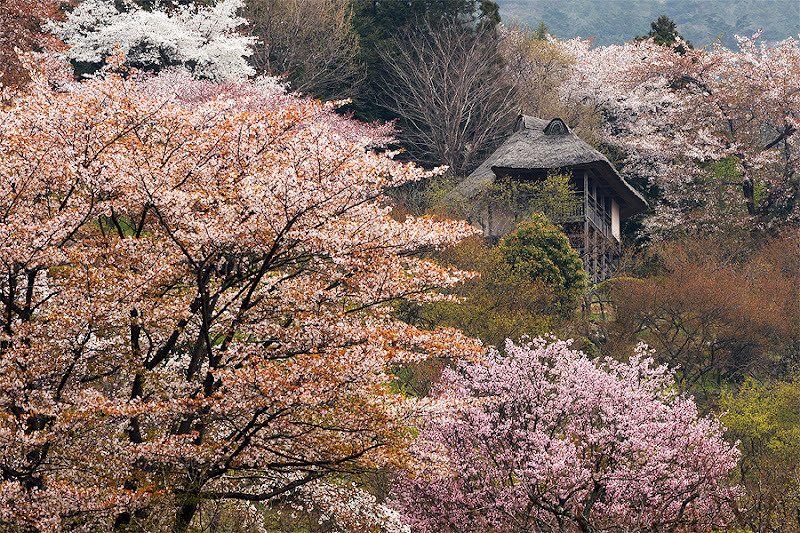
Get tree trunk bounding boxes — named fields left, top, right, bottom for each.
left=741, top=175, right=756, bottom=216
left=174, top=492, right=200, bottom=533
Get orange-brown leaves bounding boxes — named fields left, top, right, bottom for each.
left=0, top=0, right=66, bottom=88
left=0, top=71, right=479, bottom=530
left=608, top=232, right=799, bottom=397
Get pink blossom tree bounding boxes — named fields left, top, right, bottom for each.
left=565, top=34, right=800, bottom=236
left=393, top=339, right=740, bottom=533
left=0, top=64, right=481, bottom=531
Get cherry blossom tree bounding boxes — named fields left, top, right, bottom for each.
left=565, top=34, right=800, bottom=236
left=0, top=63, right=481, bottom=531
left=393, top=338, right=740, bottom=533
left=48, top=0, right=255, bottom=80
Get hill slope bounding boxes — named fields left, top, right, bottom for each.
left=497, top=0, right=799, bottom=47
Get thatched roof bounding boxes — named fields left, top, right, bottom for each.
left=448, top=116, right=647, bottom=219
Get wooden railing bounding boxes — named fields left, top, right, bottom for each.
left=519, top=192, right=584, bottom=223
left=586, top=194, right=612, bottom=239
left=549, top=197, right=584, bottom=223
left=568, top=232, right=621, bottom=284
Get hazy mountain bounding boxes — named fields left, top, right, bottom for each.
left=496, top=0, right=799, bottom=48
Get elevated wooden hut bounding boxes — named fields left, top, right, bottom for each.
left=448, top=115, right=647, bottom=283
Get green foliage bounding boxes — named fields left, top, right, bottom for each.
left=488, top=170, right=582, bottom=225
left=634, top=14, right=693, bottom=51
left=686, top=155, right=753, bottom=224
left=721, top=377, right=800, bottom=532
left=403, top=215, right=586, bottom=348
left=396, top=229, right=586, bottom=351
left=496, top=214, right=587, bottom=312
left=723, top=378, right=800, bottom=460
left=394, top=168, right=581, bottom=222
left=398, top=237, right=559, bottom=350
left=531, top=20, right=548, bottom=40
left=435, top=171, right=584, bottom=240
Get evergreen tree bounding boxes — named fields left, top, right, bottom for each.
left=497, top=215, right=586, bottom=313
left=635, top=14, right=692, bottom=52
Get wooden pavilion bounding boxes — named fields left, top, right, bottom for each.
left=447, top=115, right=647, bottom=283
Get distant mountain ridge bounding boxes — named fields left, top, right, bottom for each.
left=496, top=0, right=799, bottom=48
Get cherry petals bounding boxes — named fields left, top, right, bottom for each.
left=0, top=70, right=480, bottom=530
left=565, top=35, right=800, bottom=234
left=393, top=339, right=741, bottom=533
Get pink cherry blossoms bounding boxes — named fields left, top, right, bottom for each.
left=0, top=65, right=481, bottom=531
left=564, top=34, right=800, bottom=234
left=393, top=339, right=741, bottom=533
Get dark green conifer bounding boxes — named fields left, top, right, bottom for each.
left=635, top=15, right=693, bottom=53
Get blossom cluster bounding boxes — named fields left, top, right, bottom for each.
left=393, top=339, right=741, bottom=533
left=0, top=66, right=481, bottom=530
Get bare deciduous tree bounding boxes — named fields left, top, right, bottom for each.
left=244, top=0, right=364, bottom=99
left=380, top=20, right=519, bottom=175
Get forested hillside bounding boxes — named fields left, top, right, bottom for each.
left=497, top=0, right=800, bottom=47
left=0, top=1, right=797, bottom=531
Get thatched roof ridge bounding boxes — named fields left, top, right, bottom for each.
left=448, top=115, right=647, bottom=218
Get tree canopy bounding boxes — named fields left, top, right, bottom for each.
left=49, top=0, right=255, bottom=80
left=634, top=14, right=692, bottom=50
left=393, top=339, right=740, bottom=533
left=348, top=0, right=501, bottom=123
left=0, top=63, right=480, bottom=531
left=497, top=215, right=586, bottom=313
left=1, top=4, right=795, bottom=531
